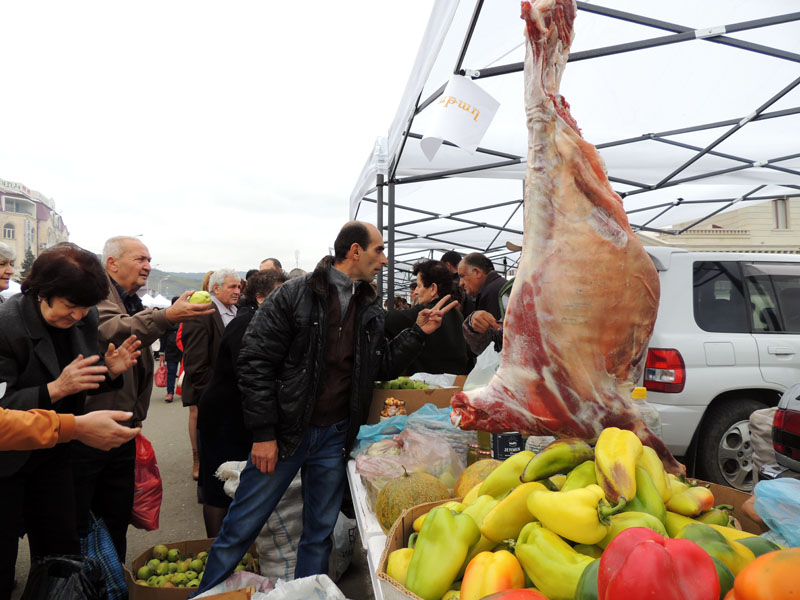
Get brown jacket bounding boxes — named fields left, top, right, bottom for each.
left=180, top=304, right=224, bottom=406
left=85, top=274, right=173, bottom=425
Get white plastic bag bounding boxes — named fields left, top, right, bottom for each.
left=328, top=513, right=357, bottom=582
left=463, top=344, right=502, bottom=391
left=263, top=574, right=346, bottom=600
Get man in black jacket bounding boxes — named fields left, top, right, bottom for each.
left=458, top=252, right=508, bottom=355
left=194, top=221, right=456, bottom=594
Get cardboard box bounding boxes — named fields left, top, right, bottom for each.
left=375, top=483, right=764, bottom=599
left=124, top=539, right=257, bottom=600
left=367, top=387, right=460, bottom=425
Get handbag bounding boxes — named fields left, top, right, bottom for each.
left=21, top=554, right=106, bottom=600
left=130, top=433, right=163, bottom=531
left=80, top=514, right=127, bottom=600
left=154, top=364, right=168, bottom=388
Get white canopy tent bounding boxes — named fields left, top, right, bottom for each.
left=350, top=0, right=800, bottom=298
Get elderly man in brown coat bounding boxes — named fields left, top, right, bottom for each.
left=71, top=235, right=213, bottom=561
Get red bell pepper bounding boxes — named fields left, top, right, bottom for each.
left=598, top=527, right=719, bottom=600
left=480, top=590, right=549, bottom=600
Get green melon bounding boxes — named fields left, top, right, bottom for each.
left=375, top=467, right=450, bottom=533
left=454, top=459, right=502, bottom=498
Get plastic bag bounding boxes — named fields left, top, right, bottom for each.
left=21, top=555, right=106, bottom=600
left=328, top=513, right=357, bottom=582
left=355, top=428, right=464, bottom=507
left=463, top=344, right=502, bottom=391
left=130, top=433, right=163, bottom=531
left=351, top=415, right=407, bottom=457
left=193, top=570, right=276, bottom=598
left=153, top=364, right=168, bottom=388
left=753, top=479, right=800, bottom=547
left=79, top=513, right=126, bottom=600
left=263, top=574, right=345, bottom=600
left=406, top=404, right=476, bottom=459
left=748, top=407, right=777, bottom=474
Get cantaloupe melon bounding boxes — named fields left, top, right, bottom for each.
left=454, top=459, right=502, bottom=498
left=375, top=467, right=450, bottom=533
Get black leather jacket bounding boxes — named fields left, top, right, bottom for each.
left=238, top=256, right=426, bottom=459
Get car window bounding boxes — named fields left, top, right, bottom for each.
left=743, top=262, right=800, bottom=333
left=693, top=261, right=749, bottom=333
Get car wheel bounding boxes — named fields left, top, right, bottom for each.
left=695, top=399, right=768, bottom=491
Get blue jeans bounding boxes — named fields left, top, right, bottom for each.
left=192, top=419, right=348, bottom=595
left=166, top=361, right=179, bottom=394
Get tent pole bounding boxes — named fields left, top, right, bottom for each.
left=376, top=173, right=384, bottom=299
left=388, top=182, right=396, bottom=299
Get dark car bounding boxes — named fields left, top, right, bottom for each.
left=760, top=383, right=800, bottom=480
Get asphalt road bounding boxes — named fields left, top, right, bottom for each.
left=12, top=385, right=373, bottom=599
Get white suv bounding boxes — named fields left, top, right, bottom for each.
left=643, top=247, right=800, bottom=491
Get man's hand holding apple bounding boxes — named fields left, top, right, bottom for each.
left=165, top=290, right=216, bottom=323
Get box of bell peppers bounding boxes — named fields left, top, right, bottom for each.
left=374, top=480, right=764, bottom=599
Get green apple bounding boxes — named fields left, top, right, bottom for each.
left=152, top=544, right=169, bottom=561
left=167, top=548, right=182, bottom=563
left=189, top=291, right=212, bottom=304
left=136, top=566, right=152, bottom=580
left=189, top=559, right=204, bottom=573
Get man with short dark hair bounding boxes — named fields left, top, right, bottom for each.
left=259, top=258, right=283, bottom=272
left=73, top=236, right=213, bottom=560
left=458, top=252, right=507, bottom=355
left=194, top=221, right=457, bottom=594
left=441, top=250, right=462, bottom=274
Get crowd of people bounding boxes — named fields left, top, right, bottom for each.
left=0, top=221, right=511, bottom=597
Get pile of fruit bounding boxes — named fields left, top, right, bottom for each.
left=381, top=397, right=406, bottom=418
left=375, top=377, right=431, bottom=390
left=133, top=545, right=258, bottom=588
left=384, top=427, right=798, bottom=600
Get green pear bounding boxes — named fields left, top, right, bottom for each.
left=152, top=544, right=169, bottom=561
left=136, top=566, right=152, bottom=580
left=176, top=559, right=190, bottom=573
left=167, top=548, right=182, bottom=563
left=187, top=579, right=200, bottom=587
left=189, top=291, right=212, bottom=304
left=146, top=576, right=158, bottom=587
left=196, top=551, right=209, bottom=562
left=155, top=562, right=169, bottom=576
left=168, top=562, right=178, bottom=574
left=185, top=570, right=197, bottom=581
left=171, top=573, right=187, bottom=586
left=240, top=552, right=252, bottom=565
left=147, top=559, right=160, bottom=571
left=189, top=559, right=204, bottom=573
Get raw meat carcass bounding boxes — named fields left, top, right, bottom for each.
left=451, top=0, right=682, bottom=473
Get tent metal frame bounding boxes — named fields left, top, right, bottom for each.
left=354, top=2, right=800, bottom=299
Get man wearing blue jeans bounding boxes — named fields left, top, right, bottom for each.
left=194, top=222, right=457, bottom=594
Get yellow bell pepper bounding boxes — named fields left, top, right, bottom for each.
left=514, top=522, right=594, bottom=600
left=526, top=484, right=625, bottom=545
left=478, top=450, right=535, bottom=498
left=460, top=550, right=525, bottom=600
left=480, top=481, right=545, bottom=542
left=386, top=548, right=414, bottom=586
left=594, top=427, right=643, bottom=503
left=636, top=445, right=672, bottom=502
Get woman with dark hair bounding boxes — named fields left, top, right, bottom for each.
left=384, top=259, right=468, bottom=375
left=0, top=243, right=141, bottom=598
left=197, top=269, right=288, bottom=536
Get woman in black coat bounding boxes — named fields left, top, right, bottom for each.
left=0, top=243, right=140, bottom=599
left=384, top=259, right=469, bottom=375
left=197, top=270, right=287, bottom=537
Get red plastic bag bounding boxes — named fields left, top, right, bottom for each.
left=131, top=434, right=162, bottom=531
left=153, top=365, right=167, bottom=388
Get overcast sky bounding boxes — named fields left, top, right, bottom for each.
left=0, top=1, right=431, bottom=273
